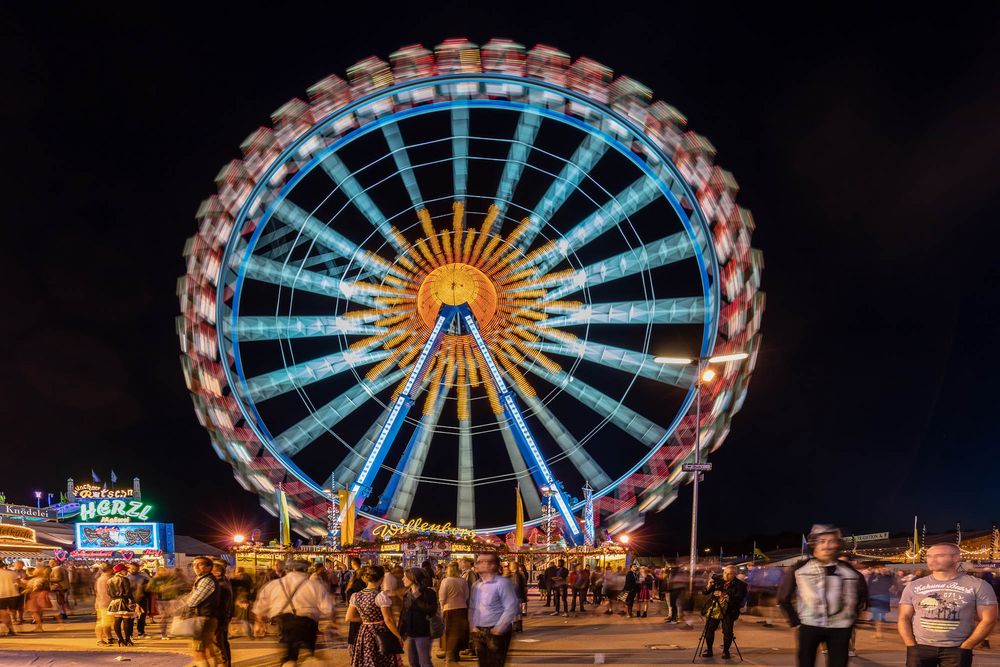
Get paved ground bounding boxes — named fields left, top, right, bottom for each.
left=2, top=606, right=999, bottom=666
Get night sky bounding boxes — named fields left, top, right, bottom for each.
left=2, top=5, right=997, bottom=552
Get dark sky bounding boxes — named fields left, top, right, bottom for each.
left=1, top=4, right=997, bottom=551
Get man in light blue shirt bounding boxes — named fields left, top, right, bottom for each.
left=469, top=552, right=519, bottom=666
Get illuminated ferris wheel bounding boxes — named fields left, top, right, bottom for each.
left=177, top=38, right=764, bottom=542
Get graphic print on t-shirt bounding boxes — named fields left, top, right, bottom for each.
left=917, top=592, right=962, bottom=633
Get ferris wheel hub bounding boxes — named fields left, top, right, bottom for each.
left=417, top=262, right=498, bottom=329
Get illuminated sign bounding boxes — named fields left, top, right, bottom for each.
left=74, top=483, right=134, bottom=499
left=79, top=500, right=153, bottom=523
left=75, top=522, right=158, bottom=551
left=372, top=518, right=477, bottom=541
left=0, top=524, right=37, bottom=543
left=0, top=503, right=57, bottom=521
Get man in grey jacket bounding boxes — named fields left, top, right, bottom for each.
left=778, top=524, right=868, bottom=667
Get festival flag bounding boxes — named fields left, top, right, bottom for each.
left=91, top=469, right=100, bottom=483
left=276, top=486, right=291, bottom=546
left=514, top=484, right=525, bottom=549
left=801, top=533, right=808, bottom=556
left=753, top=542, right=770, bottom=561
left=110, top=470, right=118, bottom=484
left=913, top=515, right=920, bottom=557
left=338, top=490, right=355, bottom=546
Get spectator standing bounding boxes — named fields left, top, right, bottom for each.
left=541, top=561, right=557, bottom=607
left=439, top=561, right=471, bottom=664
left=778, top=524, right=868, bottom=667
left=701, top=566, right=747, bottom=659
left=548, top=560, right=569, bottom=618
left=469, top=553, right=519, bottom=667
left=400, top=568, right=438, bottom=667
left=571, top=564, right=590, bottom=614
left=107, top=564, right=136, bottom=647
left=212, top=561, right=234, bottom=665
left=345, top=564, right=403, bottom=667
left=184, top=556, right=221, bottom=666
left=636, top=565, right=654, bottom=618
left=345, top=556, right=366, bottom=654
left=898, top=543, right=997, bottom=666
left=514, top=563, right=529, bottom=631
left=623, top=563, right=639, bottom=619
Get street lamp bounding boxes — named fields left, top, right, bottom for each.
left=654, top=351, right=749, bottom=601
left=34, top=491, right=41, bottom=509
left=233, top=534, right=246, bottom=545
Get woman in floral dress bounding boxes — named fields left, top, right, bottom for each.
left=346, top=565, right=403, bottom=667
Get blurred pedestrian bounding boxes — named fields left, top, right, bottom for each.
left=866, top=565, right=894, bottom=640
left=623, top=563, right=639, bottom=618
left=439, top=561, right=470, bottom=664
left=0, top=562, right=19, bottom=635
left=571, top=564, right=590, bottom=614
left=93, top=563, right=113, bottom=646
left=469, top=552, right=519, bottom=667
left=126, top=562, right=150, bottom=638
left=150, top=565, right=184, bottom=640
left=48, top=559, right=69, bottom=619
left=548, top=559, right=569, bottom=617
left=636, top=565, right=654, bottom=618
left=255, top=559, right=333, bottom=666
left=345, top=556, right=366, bottom=654
left=229, top=566, right=254, bottom=639
left=778, top=524, right=867, bottom=667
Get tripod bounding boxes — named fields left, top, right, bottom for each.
left=693, top=596, right=743, bottom=663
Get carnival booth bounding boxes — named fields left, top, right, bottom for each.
left=0, top=524, right=62, bottom=564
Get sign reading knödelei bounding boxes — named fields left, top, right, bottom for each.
left=0, top=504, right=58, bottom=521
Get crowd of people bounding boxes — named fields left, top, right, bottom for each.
left=2, top=530, right=1000, bottom=666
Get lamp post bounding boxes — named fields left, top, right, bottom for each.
left=654, top=351, right=749, bottom=601
left=34, top=491, right=42, bottom=509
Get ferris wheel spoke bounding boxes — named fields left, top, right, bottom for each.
left=531, top=176, right=663, bottom=275
left=518, top=361, right=667, bottom=448
left=382, top=123, right=424, bottom=209
left=531, top=231, right=695, bottom=301
left=498, top=421, right=544, bottom=519
left=457, top=417, right=474, bottom=527
left=540, top=297, right=706, bottom=328
left=515, top=389, right=613, bottom=489
left=526, top=332, right=692, bottom=388
left=383, top=369, right=455, bottom=522
left=272, top=199, right=403, bottom=278
left=451, top=107, right=469, bottom=200
left=244, top=344, right=392, bottom=403
left=243, top=254, right=378, bottom=307
left=333, top=405, right=393, bottom=490
left=233, top=315, right=385, bottom=342
left=272, top=368, right=407, bottom=457
left=319, top=154, right=408, bottom=254
left=519, top=134, right=609, bottom=248
left=495, top=111, right=543, bottom=208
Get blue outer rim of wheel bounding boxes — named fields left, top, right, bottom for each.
left=216, top=73, right=721, bottom=533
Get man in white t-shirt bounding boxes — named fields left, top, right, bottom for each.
left=899, top=543, right=997, bottom=666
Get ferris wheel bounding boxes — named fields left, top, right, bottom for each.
left=177, top=38, right=764, bottom=542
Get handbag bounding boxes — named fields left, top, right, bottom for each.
left=428, top=611, right=444, bottom=639
left=375, top=627, right=404, bottom=654
left=170, top=614, right=206, bottom=638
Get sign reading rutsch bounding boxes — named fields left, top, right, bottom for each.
left=73, top=483, right=134, bottom=499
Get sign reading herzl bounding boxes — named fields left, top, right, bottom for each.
left=0, top=504, right=58, bottom=521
